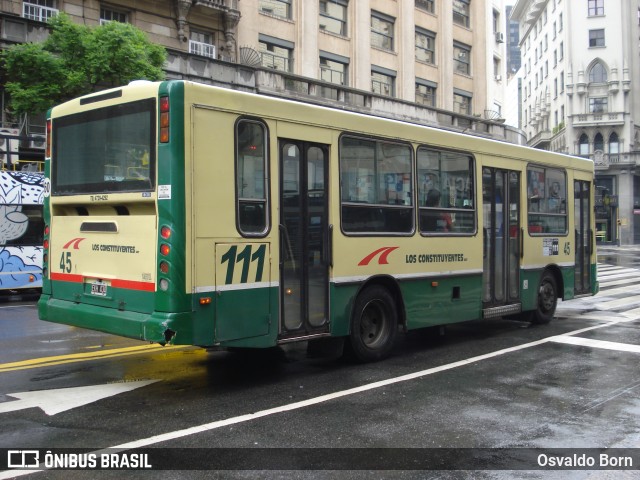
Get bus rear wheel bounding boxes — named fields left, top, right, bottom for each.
left=531, top=271, right=558, bottom=325
left=347, top=285, right=397, bottom=362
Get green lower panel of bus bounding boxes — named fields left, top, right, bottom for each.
left=329, top=274, right=484, bottom=335
left=38, top=294, right=193, bottom=344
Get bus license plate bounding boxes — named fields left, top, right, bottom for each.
left=91, top=282, right=107, bottom=297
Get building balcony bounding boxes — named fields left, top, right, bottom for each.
left=592, top=152, right=636, bottom=170
left=194, top=0, right=239, bottom=12
left=529, top=130, right=552, bottom=150
left=572, top=112, right=625, bottom=127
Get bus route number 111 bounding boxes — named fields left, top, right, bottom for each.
left=219, top=244, right=267, bottom=285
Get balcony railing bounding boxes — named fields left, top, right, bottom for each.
left=23, top=3, right=59, bottom=22
left=189, top=40, right=216, bottom=59
left=573, top=112, right=625, bottom=126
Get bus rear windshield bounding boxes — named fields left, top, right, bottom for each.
left=52, top=98, right=156, bottom=195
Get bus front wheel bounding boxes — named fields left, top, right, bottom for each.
left=347, top=285, right=398, bottom=362
left=531, top=271, right=558, bottom=325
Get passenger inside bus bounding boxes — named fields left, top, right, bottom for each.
left=424, top=189, right=452, bottom=232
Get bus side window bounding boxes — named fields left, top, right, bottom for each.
left=417, top=147, right=475, bottom=235
left=236, top=120, right=269, bottom=236
left=339, top=136, right=413, bottom=234
left=527, top=166, right=567, bottom=235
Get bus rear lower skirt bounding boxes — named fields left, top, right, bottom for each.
left=483, top=304, right=521, bottom=319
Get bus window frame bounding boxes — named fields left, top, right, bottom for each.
left=338, top=133, right=415, bottom=237
left=416, top=145, right=477, bottom=236
left=234, top=117, right=271, bottom=238
left=526, top=163, right=569, bottom=236
left=51, top=98, right=156, bottom=196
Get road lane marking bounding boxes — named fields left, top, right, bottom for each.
left=0, top=380, right=159, bottom=415
left=0, top=344, right=188, bottom=373
left=595, top=294, right=640, bottom=310
left=1, top=319, right=639, bottom=479
left=550, top=336, right=640, bottom=354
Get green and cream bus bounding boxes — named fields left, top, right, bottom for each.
left=38, top=80, right=597, bottom=361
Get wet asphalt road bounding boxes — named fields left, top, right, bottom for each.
left=0, top=246, right=639, bottom=479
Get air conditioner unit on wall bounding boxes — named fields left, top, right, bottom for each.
left=29, top=135, right=46, bottom=149
left=495, top=32, right=505, bottom=43
left=0, top=128, right=20, bottom=165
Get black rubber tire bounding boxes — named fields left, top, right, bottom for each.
left=347, top=285, right=398, bottom=362
left=530, top=271, right=558, bottom=324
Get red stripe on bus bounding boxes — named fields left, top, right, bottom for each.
left=111, top=279, right=156, bottom=292
left=50, top=273, right=155, bottom=292
left=50, top=273, right=84, bottom=283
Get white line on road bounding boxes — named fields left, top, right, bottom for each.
left=550, top=335, right=640, bottom=354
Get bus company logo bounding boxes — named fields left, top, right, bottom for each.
left=358, top=246, right=399, bottom=266
left=63, top=238, right=86, bottom=250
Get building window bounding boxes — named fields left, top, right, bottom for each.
left=453, top=0, right=470, bottom=28
left=340, top=136, right=413, bottom=234
left=588, top=0, right=604, bottom=16
left=453, top=42, right=471, bottom=75
left=23, top=0, right=58, bottom=22
left=189, top=31, right=216, bottom=59
left=259, top=35, right=293, bottom=72
left=415, top=79, right=436, bottom=107
left=589, top=29, right=605, bottom=47
left=371, top=11, right=395, bottom=51
left=371, top=67, right=396, bottom=97
left=594, top=133, right=604, bottom=152
left=100, top=7, right=127, bottom=24
left=416, top=0, right=435, bottom=14
left=453, top=90, right=472, bottom=115
left=236, top=120, right=269, bottom=236
left=589, top=62, right=607, bottom=83
left=609, top=133, right=619, bottom=154
left=589, top=97, right=608, bottom=113
left=259, top=0, right=292, bottom=19
left=579, top=134, right=589, bottom=156
left=415, top=28, right=436, bottom=64
left=319, top=0, right=347, bottom=36
left=320, top=52, right=348, bottom=86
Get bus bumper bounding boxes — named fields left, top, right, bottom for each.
left=37, top=294, right=193, bottom=345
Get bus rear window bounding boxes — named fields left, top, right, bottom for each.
left=52, top=98, right=156, bottom=195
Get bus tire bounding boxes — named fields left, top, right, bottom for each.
left=347, top=285, right=398, bottom=362
left=531, top=271, right=558, bottom=325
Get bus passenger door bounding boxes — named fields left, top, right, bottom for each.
left=279, top=140, right=330, bottom=340
left=574, top=180, right=592, bottom=295
left=482, top=168, right=521, bottom=317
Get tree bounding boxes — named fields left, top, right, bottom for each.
left=2, top=14, right=166, bottom=115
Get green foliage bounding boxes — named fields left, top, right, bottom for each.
left=2, top=14, right=166, bottom=115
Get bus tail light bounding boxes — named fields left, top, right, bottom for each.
left=158, top=224, right=172, bottom=290
left=159, top=96, right=169, bottom=143
left=46, top=119, right=51, bottom=158
left=159, top=261, right=169, bottom=274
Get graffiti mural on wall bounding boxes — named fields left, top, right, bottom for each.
left=0, top=171, right=45, bottom=290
